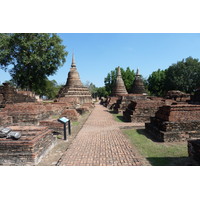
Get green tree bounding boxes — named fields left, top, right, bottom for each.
left=84, top=81, right=98, bottom=98
left=164, top=57, right=200, bottom=93
left=104, top=69, right=116, bottom=96
left=0, top=33, right=67, bottom=93
left=104, top=67, right=135, bottom=95
left=35, top=79, right=62, bottom=99
left=147, top=69, right=166, bottom=96
left=96, top=87, right=108, bottom=98
left=121, top=67, right=135, bottom=93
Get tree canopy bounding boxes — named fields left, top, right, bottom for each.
left=0, top=33, right=67, bottom=93
left=147, top=57, right=200, bottom=96
left=35, top=79, right=62, bottom=99
left=147, top=69, right=166, bottom=96
left=164, top=57, right=200, bottom=93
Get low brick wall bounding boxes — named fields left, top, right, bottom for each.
left=0, top=83, right=37, bottom=106
left=57, top=96, right=92, bottom=105
left=0, top=126, right=56, bottom=165
left=145, top=104, right=200, bottom=142
left=123, top=99, right=165, bottom=122
left=39, top=120, right=64, bottom=134
left=113, top=94, right=147, bottom=113
left=2, top=102, right=70, bottom=125
left=0, top=111, right=12, bottom=126
left=61, top=109, right=80, bottom=121
left=155, top=104, right=200, bottom=122
left=104, top=97, right=119, bottom=109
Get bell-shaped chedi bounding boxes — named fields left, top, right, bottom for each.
left=112, top=66, right=128, bottom=96
left=131, top=68, right=147, bottom=94
left=65, top=54, right=83, bottom=87
left=57, top=54, right=92, bottom=104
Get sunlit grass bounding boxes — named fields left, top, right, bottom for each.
left=123, top=129, right=188, bottom=166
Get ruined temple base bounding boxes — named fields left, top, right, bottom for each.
left=145, top=104, right=200, bottom=142
left=113, top=94, right=148, bottom=114
left=0, top=126, right=56, bottom=166
left=145, top=120, right=200, bottom=142
left=123, top=98, right=165, bottom=123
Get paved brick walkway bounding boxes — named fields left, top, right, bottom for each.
left=59, top=104, right=142, bottom=166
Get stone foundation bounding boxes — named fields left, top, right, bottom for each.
left=2, top=102, right=70, bottom=125
left=0, top=126, right=56, bottom=166
left=145, top=104, right=200, bottom=142
left=0, top=111, right=13, bottom=126
left=76, top=103, right=94, bottom=115
left=60, top=109, right=80, bottom=121
left=0, top=83, right=37, bottom=107
left=104, top=97, right=119, bottom=109
left=39, top=120, right=64, bottom=134
left=113, top=94, right=147, bottom=113
left=123, top=98, right=165, bottom=122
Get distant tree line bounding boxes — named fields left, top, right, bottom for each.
left=147, top=57, right=200, bottom=96
left=97, top=56, right=200, bottom=98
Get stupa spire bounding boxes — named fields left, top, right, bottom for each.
left=71, top=53, right=76, bottom=68
left=136, top=68, right=139, bottom=76
left=132, top=67, right=146, bottom=94
left=112, top=66, right=128, bottom=96
left=117, top=66, right=122, bottom=76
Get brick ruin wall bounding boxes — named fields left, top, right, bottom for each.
left=0, top=83, right=37, bottom=106
left=0, top=126, right=56, bottom=166
left=123, top=99, right=166, bottom=123
left=114, top=94, right=148, bottom=113
left=104, top=97, right=119, bottom=109
left=57, top=96, right=92, bottom=105
left=0, top=111, right=13, bottom=126
left=1, top=102, right=71, bottom=126
left=145, top=104, right=200, bottom=142
left=60, top=109, right=80, bottom=121
left=154, top=104, right=200, bottom=122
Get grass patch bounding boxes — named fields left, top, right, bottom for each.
left=112, top=113, right=125, bottom=123
left=43, top=100, right=54, bottom=103
left=51, top=115, right=60, bottom=119
left=123, top=129, right=189, bottom=166
left=72, top=121, right=80, bottom=126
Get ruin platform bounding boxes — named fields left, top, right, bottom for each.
left=145, top=104, right=200, bottom=142
left=0, top=126, right=56, bottom=166
left=123, top=98, right=165, bottom=123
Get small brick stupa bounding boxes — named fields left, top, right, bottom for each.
left=132, top=68, right=147, bottom=94
left=57, top=54, right=92, bottom=104
left=112, top=66, right=128, bottom=96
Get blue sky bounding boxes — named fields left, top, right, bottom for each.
left=1, top=33, right=200, bottom=87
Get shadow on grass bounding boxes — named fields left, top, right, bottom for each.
left=147, top=156, right=198, bottom=166
left=136, top=128, right=159, bottom=142
left=106, top=110, right=117, bottom=114
left=106, top=110, right=129, bottom=123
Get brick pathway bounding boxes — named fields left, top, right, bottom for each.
left=58, top=104, right=143, bottom=166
